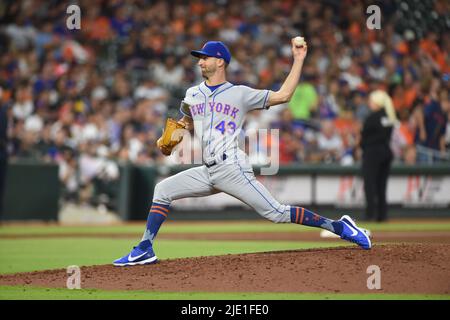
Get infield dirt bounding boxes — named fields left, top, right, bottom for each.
left=1, top=243, right=449, bottom=294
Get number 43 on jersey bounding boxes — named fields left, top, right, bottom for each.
left=215, top=120, right=236, bottom=134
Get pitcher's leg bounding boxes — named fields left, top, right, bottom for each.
left=142, top=166, right=218, bottom=246
left=215, top=167, right=371, bottom=249
left=214, top=167, right=290, bottom=223
left=114, top=166, right=218, bottom=266
left=214, top=167, right=342, bottom=234
left=153, top=166, right=217, bottom=205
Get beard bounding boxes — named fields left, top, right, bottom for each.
left=201, top=66, right=216, bottom=79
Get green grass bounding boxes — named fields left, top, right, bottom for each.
left=1, top=286, right=448, bottom=300
left=1, top=220, right=450, bottom=236
left=0, top=222, right=313, bottom=235
left=0, top=238, right=346, bottom=274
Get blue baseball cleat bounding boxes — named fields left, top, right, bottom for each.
left=339, top=215, right=372, bottom=250
left=113, top=245, right=158, bottom=266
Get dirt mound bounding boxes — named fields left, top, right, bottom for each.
left=1, top=244, right=449, bottom=294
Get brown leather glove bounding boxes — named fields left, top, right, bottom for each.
left=157, top=118, right=187, bottom=156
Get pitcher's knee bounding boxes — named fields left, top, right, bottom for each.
left=258, top=206, right=290, bottom=223
left=153, top=180, right=172, bottom=205
left=267, top=212, right=290, bottom=223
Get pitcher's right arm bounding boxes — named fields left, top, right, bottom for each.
left=266, top=37, right=308, bottom=107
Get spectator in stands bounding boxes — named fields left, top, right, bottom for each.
left=415, top=82, right=449, bottom=163
left=403, top=145, right=417, bottom=165
left=59, top=148, right=79, bottom=202
left=12, top=82, right=33, bottom=121
left=391, top=108, right=415, bottom=161
left=319, top=79, right=341, bottom=119
left=278, top=128, right=304, bottom=165
left=317, top=120, right=343, bottom=163
left=288, top=71, right=318, bottom=121
left=352, top=91, right=371, bottom=123
left=34, top=124, right=54, bottom=161
left=153, top=56, right=185, bottom=90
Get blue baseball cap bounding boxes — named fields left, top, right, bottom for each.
left=191, top=41, right=231, bottom=64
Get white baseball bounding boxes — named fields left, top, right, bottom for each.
left=294, top=36, right=306, bottom=47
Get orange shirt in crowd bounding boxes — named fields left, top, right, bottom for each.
left=189, top=21, right=203, bottom=36
left=348, top=21, right=362, bottom=41
left=171, top=19, right=185, bottom=35
left=398, top=122, right=414, bottom=146
left=190, top=1, right=205, bottom=15
left=403, top=86, right=418, bottom=110
left=150, top=35, right=164, bottom=54
left=83, top=17, right=112, bottom=41
left=393, top=86, right=417, bottom=111
left=396, top=41, right=409, bottom=55
left=420, top=39, right=448, bottom=73
left=334, top=118, right=357, bottom=148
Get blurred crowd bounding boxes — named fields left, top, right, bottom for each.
left=0, top=0, right=449, bottom=207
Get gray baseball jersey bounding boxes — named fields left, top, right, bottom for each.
left=153, top=81, right=291, bottom=223
left=181, top=81, right=269, bottom=165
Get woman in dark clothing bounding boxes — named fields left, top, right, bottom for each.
left=361, top=90, right=398, bottom=222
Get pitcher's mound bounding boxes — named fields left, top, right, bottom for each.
left=1, top=244, right=449, bottom=294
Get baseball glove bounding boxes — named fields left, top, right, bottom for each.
left=157, top=118, right=187, bottom=156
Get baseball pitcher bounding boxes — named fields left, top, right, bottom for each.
left=114, top=38, right=371, bottom=266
